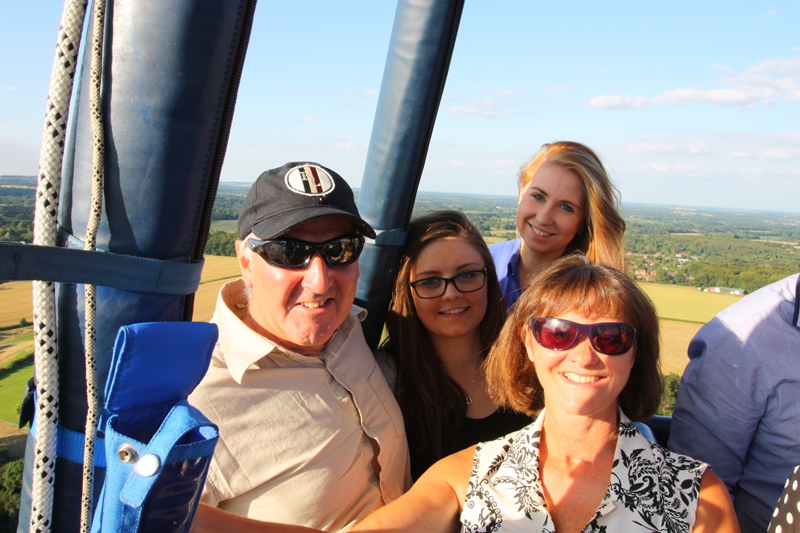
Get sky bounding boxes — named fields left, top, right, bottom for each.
left=1, top=1, right=799, bottom=212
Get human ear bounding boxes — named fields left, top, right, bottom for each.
left=236, top=240, right=254, bottom=288
left=523, top=327, right=536, bottom=364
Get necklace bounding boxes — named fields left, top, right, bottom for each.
left=464, top=373, right=485, bottom=405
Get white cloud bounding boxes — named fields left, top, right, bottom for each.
left=4, top=86, right=15, bottom=91
left=442, top=98, right=511, bottom=119
left=588, top=55, right=800, bottom=110
left=301, top=116, right=314, bottom=122
left=614, top=132, right=800, bottom=162
left=765, top=9, right=778, bottom=18
left=474, top=84, right=519, bottom=96
left=342, top=88, right=378, bottom=97
left=548, top=84, right=569, bottom=93
left=334, top=141, right=357, bottom=151
left=587, top=94, right=648, bottom=109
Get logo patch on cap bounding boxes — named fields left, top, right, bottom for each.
left=284, top=164, right=336, bottom=196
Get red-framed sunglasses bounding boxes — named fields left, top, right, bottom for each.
left=530, top=318, right=637, bottom=356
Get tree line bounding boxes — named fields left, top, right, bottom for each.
left=2, top=179, right=798, bottom=293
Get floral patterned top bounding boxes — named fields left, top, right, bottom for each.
left=460, top=409, right=708, bottom=533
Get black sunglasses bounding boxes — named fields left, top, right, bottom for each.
left=247, top=234, right=364, bottom=270
left=530, top=317, right=637, bottom=356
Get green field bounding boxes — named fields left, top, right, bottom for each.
left=210, top=220, right=238, bottom=232
left=0, top=366, right=30, bottom=423
left=638, top=283, right=741, bottom=324
left=0, top=350, right=32, bottom=424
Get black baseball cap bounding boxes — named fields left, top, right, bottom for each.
left=238, top=162, right=376, bottom=241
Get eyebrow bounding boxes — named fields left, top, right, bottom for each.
left=529, top=187, right=583, bottom=210
left=414, top=262, right=484, bottom=278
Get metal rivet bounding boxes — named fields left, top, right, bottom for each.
left=117, top=443, right=138, bottom=463
left=135, top=454, right=160, bottom=477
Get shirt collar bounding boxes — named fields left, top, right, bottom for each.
left=212, top=279, right=367, bottom=383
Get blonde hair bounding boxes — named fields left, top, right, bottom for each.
left=518, top=141, right=626, bottom=270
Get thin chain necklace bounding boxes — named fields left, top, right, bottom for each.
left=464, top=373, right=485, bottom=405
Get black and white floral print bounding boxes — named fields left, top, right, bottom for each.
left=460, top=409, right=707, bottom=533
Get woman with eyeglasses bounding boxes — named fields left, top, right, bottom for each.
left=341, top=255, right=738, bottom=532
left=376, top=211, right=530, bottom=480
left=490, top=141, right=626, bottom=311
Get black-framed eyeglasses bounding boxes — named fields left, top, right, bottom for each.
left=247, top=234, right=364, bottom=270
left=530, top=317, right=637, bottom=356
left=408, top=268, right=487, bottom=299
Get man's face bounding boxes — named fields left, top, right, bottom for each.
left=237, top=216, right=359, bottom=355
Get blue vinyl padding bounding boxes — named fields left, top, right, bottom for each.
left=0, top=242, right=204, bottom=295
left=356, top=0, right=465, bottom=348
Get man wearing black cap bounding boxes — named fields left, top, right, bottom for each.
left=189, top=163, right=410, bottom=532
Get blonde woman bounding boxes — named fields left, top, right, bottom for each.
left=490, top=141, right=626, bottom=310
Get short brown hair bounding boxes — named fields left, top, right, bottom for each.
left=518, top=141, right=626, bottom=271
left=485, top=255, right=662, bottom=421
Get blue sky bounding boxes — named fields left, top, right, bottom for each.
left=1, top=1, right=798, bottom=212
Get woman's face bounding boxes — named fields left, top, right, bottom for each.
left=516, top=162, right=586, bottom=263
left=409, top=237, right=488, bottom=344
left=525, top=309, right=635, bottom=423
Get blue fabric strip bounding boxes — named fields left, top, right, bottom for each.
left=30, top=423, right=107, bottom=468
left=0, top=242, right=204, bottom=295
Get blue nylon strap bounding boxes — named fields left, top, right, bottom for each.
left=0, top=241, right=204, bottom=295
left=29, top=423, right=108, bottom=468
left=118, top=401, right=216, bottom=508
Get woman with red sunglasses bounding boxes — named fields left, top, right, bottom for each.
left=344, top=255, right=737, bottom=532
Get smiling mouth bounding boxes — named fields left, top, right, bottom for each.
left=441, top=307, right=467, bottom=315
left=301, top=299, right=329, bottom=309
left=530, top=225, right=553, bottom=237
left=564, top=372, right=602, bottom=384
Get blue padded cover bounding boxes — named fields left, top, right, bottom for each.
left=91, top=321, right=219, bottom=533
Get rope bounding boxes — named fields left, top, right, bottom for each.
left=30, top=1, right=88, bottom=532
left=80, top=0, right=106, bottom=530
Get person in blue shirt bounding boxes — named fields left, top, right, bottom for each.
left=671, top=273, right=800, bottom=533
left=489, top=141, right=626, bottom=310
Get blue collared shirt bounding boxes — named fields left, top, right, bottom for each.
left=670, top=273, right=800, bottom=533
left=488, top=238, right=522, bottom=312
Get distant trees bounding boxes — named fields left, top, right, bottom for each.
left=0, top=451, right=22, bottom=532
left=658, top=373, right=682, bottom=416
left=205, top=231, right=237, bottom=257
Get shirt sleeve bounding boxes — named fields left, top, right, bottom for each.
left=669, top=316, right=768, bottom=495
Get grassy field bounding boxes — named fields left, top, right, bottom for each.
left=193, top=255, right=239, bottom=322
left=0, top=362, right=30, bottom=423
left=0, top=283, right=32, bottom=329
left=210, top=220, right=238, bottom=232
left=638, top=283, right=741, bottom=324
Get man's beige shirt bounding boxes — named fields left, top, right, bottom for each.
left=189, top=279, right=410, bottom=532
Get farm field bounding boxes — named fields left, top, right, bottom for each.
left=0, top=282, right=32, bottom=329
left=638, top=283, right=741, bottom=324
left=210, top=220, right=238, bottom=233
left=0, top=361, right=31, bottom=423
left=193, top=255, right=239, bottom=322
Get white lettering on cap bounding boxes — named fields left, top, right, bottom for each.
left=284, top=164, right=336, bottom=196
